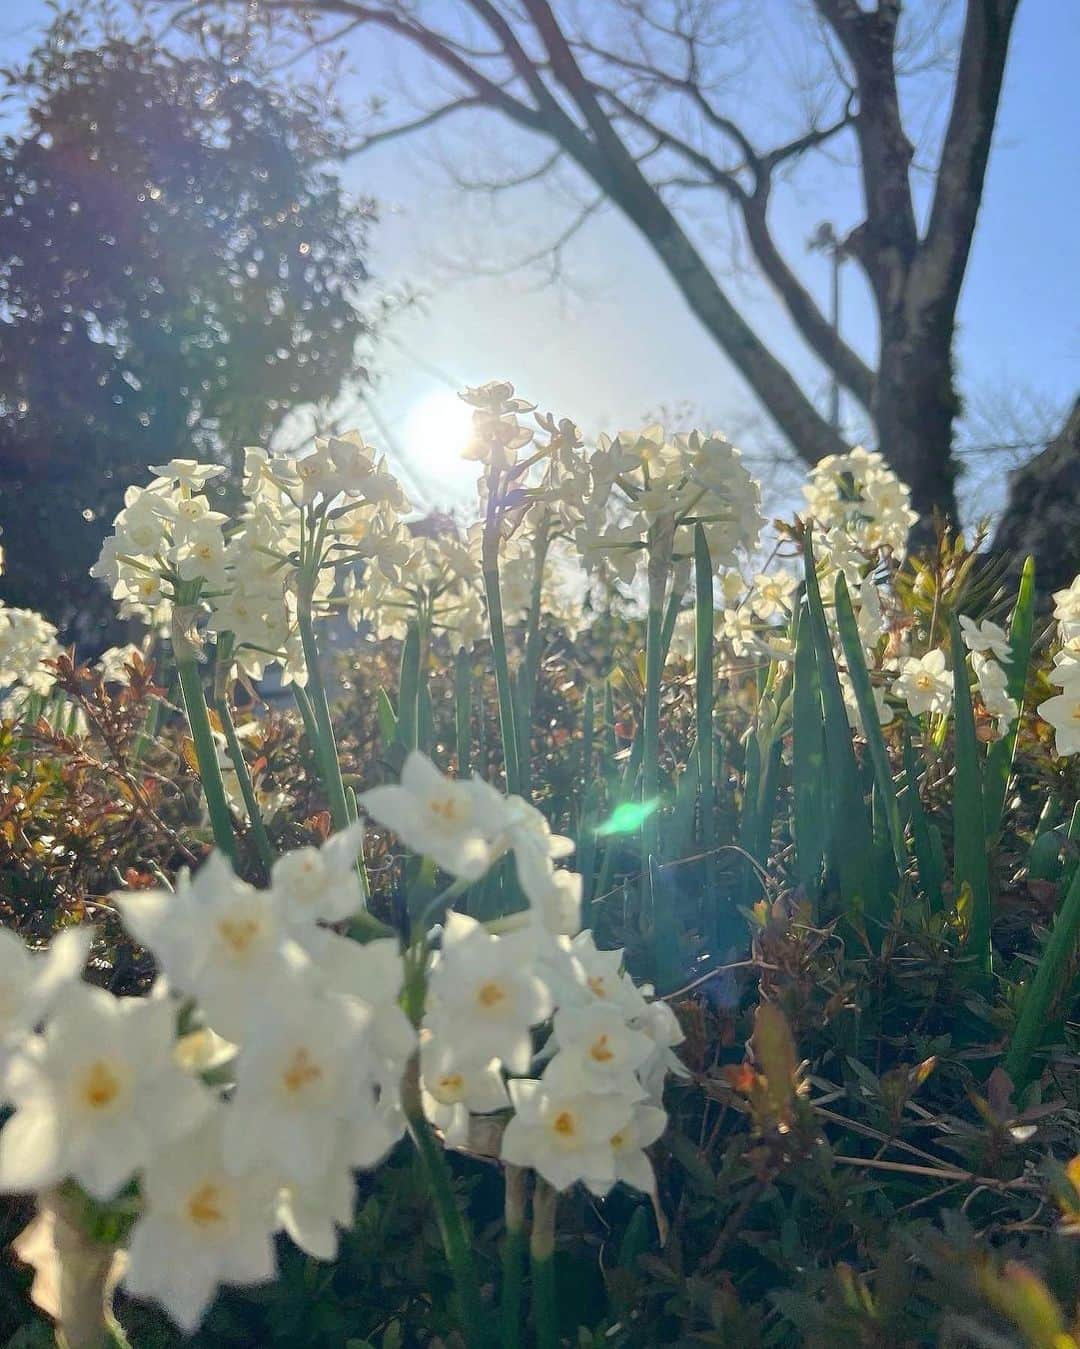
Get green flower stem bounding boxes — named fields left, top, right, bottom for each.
left=1004, top=862, right=1080, bottom=1088
left=292, top=682, right=321, bottom=747
left=296, top=582, right=370, bottom=903
left=483, top=571, right=521, bottom=798
left=515, top=515, right=550, bottom=800
left=175, top=655, right=236, bottom=862
left=297, top=602, right=351, bottom=834
left=400, top=1056, right=488, bottom=1346
left=529, top=1178, right=559, bottom=1349
left=398, top=618, right=422, bottom=753
left=213, top=693, right=275, bottom=874
left=499, top=1165, right=528, bottom=1349
left=641, top=596, right=664, bottom=863
left=455, top=648, right=473, bottom=777
left=693, top=526, right=717, bottom=906
left=643, top=524, right=682, bottom=990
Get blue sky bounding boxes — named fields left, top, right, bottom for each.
left=3, top=0, right=1077, bottom=519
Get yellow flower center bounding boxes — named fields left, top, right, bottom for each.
left=586, top=975, right=608, bottom=999
left=186, top=1182, right=227, bottom=1229
left=914, top=673, right=933, bottom=691
left=79, top=1059, right=122, bottom=1110
left=437, top=1072, right=466, bottom=1100
left=217, top=915, right=261, bottom=956
left=281, top=1047, right=323, bottom=1095
left=428, top=796, right=464, bottom=824
left=552, top=1110, right=577, bottom=1138
left=477, top=980, right=507, bottom=1009
left=589, top=1034, right=615, bottom=1063
left=610, top=1130, right=627, bottom=1151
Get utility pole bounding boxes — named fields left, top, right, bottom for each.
left=808, top=222, right=847, bottom=433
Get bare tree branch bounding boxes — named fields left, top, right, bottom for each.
left=170, top=0, right=1026, bottom=529
left=253, top=0, right=551, bottom=135
left=913, top=0, right=1021, bottom=323
left=759, top=96, right=856, bottom=173
left=596, top=86, right=874, bottom=411
left=340, top=95, right=484, bottom=157
left=448, top=146, right=564, bottom=195
left=813, top=0, right=918, bottom=305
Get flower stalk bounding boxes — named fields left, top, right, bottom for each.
left=212, top=636, right=274, bottom=874
left=400, top=1054, right=488, bottom=1345
left=174, top=652, right=235, bottom=863
left=529, top=1177, right=559, bottom=1349
left=500, top=1164, right=528, bottom=1349
left=213, top=694, right=274, bottom=874
left=482, top=467, right=522, bottom=797
left=515, top=512, right=551, bottom=799
left=297, top=596, right=351, bottom=835
left=643, top=519, right=681, bottom=991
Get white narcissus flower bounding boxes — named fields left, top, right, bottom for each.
left=277, top=1147, right=358, bottom=1262
left=971, top=653, right=1018, bottom=729
left=631, top=1000, right=689, bottom=1101
left=501, top=1074, right=639, bottom=1193
left=1051, top=649, right=1080, bottom=693
left=0, top=602, right=63, bottom=696
left=304, top=931, right=416, bottom=1075
left=223, top=990, right=372, bottom=1187
left=426, top=913, right=551, bottom=1074
left=892, top=648, right=952, bottom=717
left=587, top=1102, right=668, bottom=1197
left=959, top=614, right=1013, bottom=663
left=123, top=1110, right=279, bottom=1333
left=748, top=571, right=798, bottom=623
left=173, top=513, right=229, bottom=587
left=839, top=673, right=895, bottom=735
left=359, top=752, right=505, bottom=880
left=856, top=574, right=886, bottom=647
left=1038, top=680, right=1080, bottom=757
left=0, top=927, right=91, bottom=1048
left=520, top=866, right=584, bottom=938
left=342, top=1079, right=407, bottom=1171
left=1053, top=575, right=1080, bottom=642
left=548, top=1004, right=653, bottom=1090
left=271, top=821, right=367, bottom=927
left=499, top=794, right=575, bottom=887
left=420, top=1036, right=510, bottom=1147
left=562, top=932, right=648, bottom=1021
left=0, top=984, right=212, bottom=1201
left=116, top=852, right=303, bottom=1041
left=720, top=607, right=757, bottom=657
left=148, top=459, right=227, bottom=491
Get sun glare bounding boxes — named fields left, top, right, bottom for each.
left=403, top=389, right=475, bottom=469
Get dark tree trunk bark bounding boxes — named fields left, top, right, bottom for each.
left=991, top=396, right=1080, bottom=598
left=874, top=320, right=962, bottom=538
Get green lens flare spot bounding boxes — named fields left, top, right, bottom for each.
left=593, top=799, right=659, bottom=837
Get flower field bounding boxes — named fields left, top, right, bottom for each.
left=1, top=382, right=1080, bottom=1347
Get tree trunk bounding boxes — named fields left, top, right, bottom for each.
left=875, top=320, right=961, bottom=538
left=991, top=396, right=1080, bottom=598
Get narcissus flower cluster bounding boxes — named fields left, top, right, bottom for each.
left=0, top=600, right=62, bottom=705
left=91, top=437, right=415, bottom=683
left=1038, top=575, right=1080, bottom=757
left=0, top=756, right=678, bottom=1333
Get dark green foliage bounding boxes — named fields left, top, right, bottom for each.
left=0, top=5, right=371, bottom=640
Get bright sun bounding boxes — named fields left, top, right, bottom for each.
left=403, top=389, right=475, bottom=470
